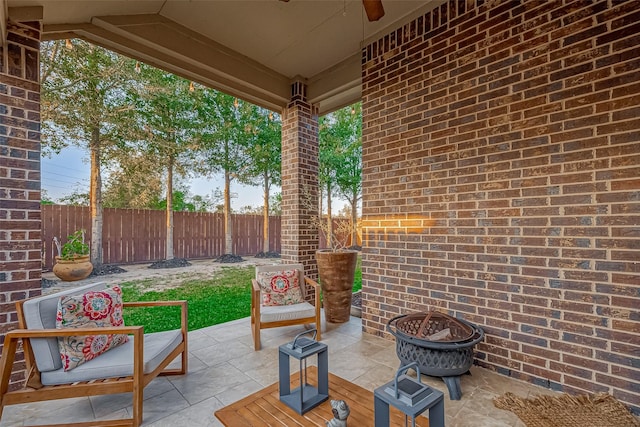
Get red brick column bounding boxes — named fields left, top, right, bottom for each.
left=280, top=81, right=319, bottom=279
left=0, top=17, right=42, bottom=389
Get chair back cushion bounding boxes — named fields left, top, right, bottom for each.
left=257, top=269, right=304, bottom=306
left=256, top=264, right=307, bottom=305
left=22, top=282, right=110, bottom=373
left=56, top=285, right=129, bottom=371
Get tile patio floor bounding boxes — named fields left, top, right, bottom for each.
left=0, top=315, right=558, bottom=427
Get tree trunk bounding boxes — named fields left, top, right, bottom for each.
left=318, top=187, right=323, bottom=221
left=326, top=181, right=333, bottom=249
left=166, top=155, right=174, bottom=260
left=224, top=169, right=233, bottom=254
left=262, top=171, right=270, bottom=253
left=350, top=193, right=358, bottom=247
left=89, top=126, right=103, bottom=266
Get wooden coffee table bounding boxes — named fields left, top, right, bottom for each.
left=215, top=367, right=428, bottom=426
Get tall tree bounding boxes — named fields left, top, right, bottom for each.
left=41, top=39, right=136, bottom=267
left=131, top=65, right=199, bottom=260
left=318, top=113, right=343, bottom=248
left=197, top=90, right=253, bottom=255
left=318, top=103, right=362, bottom=248
left=334, top=103, right=362, bottom=246
left=240, top=108, right=281, bottom=253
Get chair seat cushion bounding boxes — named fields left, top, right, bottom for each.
left=41, top=329, right=183, bottom=386
left=260, top=302, right=316, bottom=323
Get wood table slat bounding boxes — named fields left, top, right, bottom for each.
left=214, top=367, right=429, bottom=427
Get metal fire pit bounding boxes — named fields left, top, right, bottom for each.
left=387, top=311, right=484, bottom=400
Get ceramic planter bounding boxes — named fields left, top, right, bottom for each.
left=315, top=249, right=358, bottom=323
left=53, top=255, right=93, bottom=282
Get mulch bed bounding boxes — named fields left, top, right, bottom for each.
left=255, top=251, right=281, bottom=258
left=148, top=258, right=192, bottom=269
left=42, top=278, right=58, bottom=289
left=90, top=264, right=127, bottom=277
left=215, top=254, right=244, bottom=263
left=352, top=290, right=362, bottom=309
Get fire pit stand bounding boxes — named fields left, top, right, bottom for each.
left=387, top=311, right=484, bottom=400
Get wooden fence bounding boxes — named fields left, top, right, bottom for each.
left=41, top=205, right=281, bottom=270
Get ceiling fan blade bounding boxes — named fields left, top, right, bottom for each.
left=362, top=0, right=385, bottom=21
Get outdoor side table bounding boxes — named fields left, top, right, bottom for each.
left=374, top=363, right=445, bottom=427
left=278, top=329, right=328, bottom=415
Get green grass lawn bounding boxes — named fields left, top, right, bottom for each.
left=353, top=255, right=362, bottom=293
left=121, top=266, right=254, bottom=333
left=121, top=257, right=363, bottom=333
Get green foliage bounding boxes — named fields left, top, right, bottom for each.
left=239, top=108, right=282, bottom=195
left=41, top=39, right=137, bottom=155
left=40, top=190, right=55, bottom=205
left=353, top=255, right=362, bottom=293
left=269, top=192, right=282, bottom=215
left=58, top=191, right=90, bottom=206
left=189, top=194, right=217, bottom=212
left=131, top=65, right=200, bottom=173
left=321, top=103, right=362, bottom=204
left=102, top=153, right=164, bottom=209
left=152, top=191, right=196, bottom=212
left=120, top=267, right=254, bottom=332
left=197, top=92, right=254, bottom=179
left=58, top=230, right=89, bottom=259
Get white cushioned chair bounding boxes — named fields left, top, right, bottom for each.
left=0, top=282, right=188, bottom=427
left=251, top=264, right=321, bottom=350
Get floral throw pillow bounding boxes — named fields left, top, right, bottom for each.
left=56, top=285, right=129, bottom=371
left=257, top=269, right=304, bottom=306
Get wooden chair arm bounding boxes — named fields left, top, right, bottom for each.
left=4, top=326, right=144, bottom=339
left=124, top=300, right=186, bottom=308
left=304, top=277, right=320, bottom=289
left=251, top=279, right=261, bottom=309
left=304, top=277, right=321, bottom=308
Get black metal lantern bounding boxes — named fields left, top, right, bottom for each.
left=374, top=363, right=445, bottom=427
left=278, top=329, right=328, bottom=415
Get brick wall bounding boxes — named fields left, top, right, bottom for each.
left=0, top=18, right=42, bottom=389
left=361, top=0, right=639, bottom=412
left=281, top=81, right=320, bottom=279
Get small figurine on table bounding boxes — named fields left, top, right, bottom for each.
left=326, top=399, right=350, bottom=427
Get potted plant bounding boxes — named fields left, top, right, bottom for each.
left=313, top=214, right=359, bottom=323
left=52, top=229, right=93, bottom=281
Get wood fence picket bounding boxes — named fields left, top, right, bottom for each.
left=41, top=205, right=282, bottom=269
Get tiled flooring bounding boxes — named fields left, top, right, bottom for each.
left=0, top=316, right=558, bottom=426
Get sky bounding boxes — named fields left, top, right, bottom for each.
left=41, top=145, right=269, bottom=209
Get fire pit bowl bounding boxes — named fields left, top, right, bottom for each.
left=387, top=311, right=484, bottom=400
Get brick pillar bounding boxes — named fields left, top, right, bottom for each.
left=0, top=14, right=42, bottom=390
left=280, top=81, right=319, bottom=279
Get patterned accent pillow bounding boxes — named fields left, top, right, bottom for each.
left=56, top=285, right=129, bottom=371
left=257, top=269, right=304, bottom=306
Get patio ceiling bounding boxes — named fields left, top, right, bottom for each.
left=7, top=0, right=444, bottom=114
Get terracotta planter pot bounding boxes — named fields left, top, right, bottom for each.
left=316, top=249, right=358, bottom=323
left=53, top=255, right=93, bottom=282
